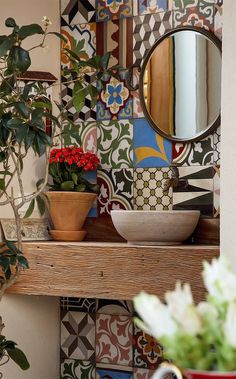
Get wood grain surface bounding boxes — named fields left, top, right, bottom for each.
left=8, top=242, right=219, bottom=302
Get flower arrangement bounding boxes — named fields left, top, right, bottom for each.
left=134, top=257, right=236, bottom=372
left=48, top=146, right=100, bottom=192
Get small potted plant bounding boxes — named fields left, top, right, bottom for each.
left=134, top=256, right=236, bottom=379
left=45, top=145, right=100, bottom=241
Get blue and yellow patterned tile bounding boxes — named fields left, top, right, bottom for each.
left=61, top=359, right=95, bottom=379
left=61, top=0, right=96, bottom=25
left=97, top=168, right=133, bottom=216
left=135, top=0, right=168, bottom=15
left=96, top=368, right=132, bottom=379
left=96, top=0, right=133, bottom=22
left=97, top=120, right=133, bottom=169
left=134, top=119, right=172, bottom=168
left=97, top=71, right=133, bottom=121
left=134, top=168, right=173, bottom=210
left=173, top=3, right=214, bottom=30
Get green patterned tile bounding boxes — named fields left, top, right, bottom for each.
left=97, top=120, right=133, bottom=168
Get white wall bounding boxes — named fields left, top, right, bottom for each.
left=221, top=0, right=236, bottom=270
left=0, top=1, right=61, bottom=378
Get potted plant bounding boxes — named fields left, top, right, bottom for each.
left=45, top=145, right=100, bottom=241
left=0, top=14, right=118, bottom=376
left=134, top=256, right=236, bottom=379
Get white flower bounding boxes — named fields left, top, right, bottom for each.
left=202, top=256, right=236, bottom=303
left=165, top=282, right=193, bottom=321
left=197, top=301, right=218, bottom=320
left=165, top=282, right=201, bottom=336
left=133, top=291, right=177, bottom=338
left=224, top=301, right=236, bottom=348
left=42, top=16, right=52, bottom=26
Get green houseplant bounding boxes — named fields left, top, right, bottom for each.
left=0, top=15, right=119, bottom=376
left=134, top=256, right=236, bottom=379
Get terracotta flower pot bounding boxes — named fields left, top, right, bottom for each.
left=45, top=191, right=97, bottom=241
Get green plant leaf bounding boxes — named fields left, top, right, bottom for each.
left=14, top=102, right=31, bottom=118
left=18, top=24, right=44, bottom=40
left=5, top=18, right=17, bottom=28
left=6, top=117, right=24, bottom=129
left=71, top=172, right=78, bottom=185
left=15, top=123, right=29, bottom=144
left=100, top=52, right=111, bottom=69
left=7, top=46, right=31, bottom=73
left=7, top=347, right=30, bottom=370
left=75, top=184, right=86, bottom=192
left=5, top=240, right=20, bottom=254
left=60, top=181, right=74, bottom=191
left=73, top=87, right=88, bottom=113
left=24, top=199, right=35, bottom=218
left=48, top=31, right=68, bottom=43
left=36, top=195, right=46, bottom=216
left=0, top=38, right=13, bottom=58
left=17, top=255, right=29, bottom=269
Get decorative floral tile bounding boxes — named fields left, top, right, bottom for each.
left=134, top=0, right=168, bottom=16
left=213, top=126, right=220, bottom=165
left=173, top=4, right=214, bottom=30
left=96, top=314, right=133, bottom=366
left=96, top=300, right=133, bottom=315
left=173, top=166, right=214, bottom=217
left=134, top=168, right=173, bottom=210
left=134, top=119, right=172, bottom=168
left=214, top=1, right=223, bottom=39
left=96, top=0, right=133, bottom=22
left=61, top=22, right=97, bottom=122
left=96, top=19, right=133, bottom=68
left=97, top=71, right=133, bottom=121
left=96, top=368, right=132, bottom=379
left=97, top=169, right=133, bottom=216
left=213, top=165, right=220, bottom=218
left=133, top=12, right=172, bottom=66
left=133, top=368, right=156, bottom=379
left=133, top=325, right=164, bottom=369
left=172, top=136, right=213, bottom=166
left=170, top=0, right=215, bottom=10
left=61, top=298, right=96, bottom=313
left=61, top=311, right=95, bottom=360
left=61, top=359, right=95, bottom=379
left=63, top=122, right=97, bottom=153
left=97, top=120, right=133, bottom=169
left=61, top=0, right=96, bottom=25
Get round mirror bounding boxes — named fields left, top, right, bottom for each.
left=139, top=27, right=222, bottom=142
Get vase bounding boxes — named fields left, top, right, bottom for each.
left=45, top=191, right=97, bottom=242
left=152, top=363, right=236, bottom=379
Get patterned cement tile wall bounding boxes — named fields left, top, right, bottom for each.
left=60, top=2, right=223, bottom=377
left=60, top=0, right=222, bottom=220
left=60, top=297, right=167, bottom=379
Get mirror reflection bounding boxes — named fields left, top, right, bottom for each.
left=142, top=30, right=221, bottom=141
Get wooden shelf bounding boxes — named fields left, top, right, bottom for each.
left=7, top=242, right=219, bottom=302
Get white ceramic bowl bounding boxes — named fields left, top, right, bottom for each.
left=111, top=210, right=200, bottom=245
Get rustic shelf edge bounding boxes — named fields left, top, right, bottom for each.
left=7, top=242, right=220, bottom=302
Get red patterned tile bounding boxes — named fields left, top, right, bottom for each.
left=96, top=314, right=133, bottom=366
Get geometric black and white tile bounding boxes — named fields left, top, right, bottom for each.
left=173, top=166, right=214, bottom=217
left=133, top=12, right=172, bottom=66
left=61, top=0, right=96, bottom=25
